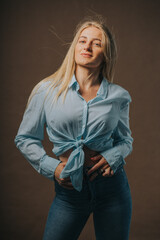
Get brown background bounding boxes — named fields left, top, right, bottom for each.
left=1, top=0, right=160, bottom=239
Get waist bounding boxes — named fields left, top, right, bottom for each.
left=58, top=145, right=99, bottom=167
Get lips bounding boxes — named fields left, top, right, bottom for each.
left=81, top=53, right=92, bottom=57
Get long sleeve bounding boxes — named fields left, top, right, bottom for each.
left=14, top=87, right=61, bottom=180
left=100, top=97, right=133, bottom=174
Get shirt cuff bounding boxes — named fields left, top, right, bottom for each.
left=40, top=155, right=61, bottom=180
left=100, top=148, right=126, bottom=174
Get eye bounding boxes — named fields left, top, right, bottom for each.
left=79, top=40, right=86, bottom=44
left=93, top=42, right=101, bottom=47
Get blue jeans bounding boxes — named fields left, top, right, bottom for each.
left=43, top=167, right=132, bottom=240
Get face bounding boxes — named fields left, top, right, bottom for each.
left=75, top=26, right=104, bottom=69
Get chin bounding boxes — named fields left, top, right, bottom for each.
left=76, top=60, right=96, bottom=67
left=79, top=62, right=101, bottom=69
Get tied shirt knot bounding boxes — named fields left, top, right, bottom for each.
left=74, top=139, right=84, bottom=148
left=59, top=138, right=86, bottom=191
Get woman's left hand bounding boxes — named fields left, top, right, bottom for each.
left=87, top=154, right=114, bottom=181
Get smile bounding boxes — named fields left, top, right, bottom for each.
left=81, top=53, right=92, bottom=58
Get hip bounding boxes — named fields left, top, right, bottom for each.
left=54, top=167, right=132, bottom=206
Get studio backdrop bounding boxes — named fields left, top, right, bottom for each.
left=1, top=0, right=160, bottom=239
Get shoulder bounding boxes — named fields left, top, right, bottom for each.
left=26, top=79, right=52, bottom=107
left=34, top=79, right=52, bottom=95
left=107, top=82, right=132, bottom=103
left=30, top=77, right=56, bottom=101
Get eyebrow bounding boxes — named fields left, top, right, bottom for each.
left=79, top=36, right=101, bottom=41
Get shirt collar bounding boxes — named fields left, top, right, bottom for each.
left=97, top=76, right=109, bottom=99
left=69, top=74, right=109, bottom=99
left=68, top=74, right=78, bottom=89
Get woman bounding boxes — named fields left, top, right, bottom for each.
left=15, top=17, right=133, bottom=240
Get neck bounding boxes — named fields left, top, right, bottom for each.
left=75, top=65, right=101, bottom=90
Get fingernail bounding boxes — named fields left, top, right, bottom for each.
left=91, top=157, right=94, bottom=160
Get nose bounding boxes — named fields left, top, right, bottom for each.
left=84, top=42, right=92, bottom=51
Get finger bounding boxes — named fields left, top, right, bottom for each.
left=107, top=168, right=114, bottom=177
left=87, top=159, right=106, bottom=175
left=55, top=176, right=71, bottom=185
left=110, top=169, right=114, bottom=175
left=90, top=155, right=102, bottom=162
left=99, top=163, right=110, bottom=172
left=89, top=171, right=99, bottom=181
left=102, top=167, right=114, bottom=177
left=54, top=178, right=61, bottom=185
left=91, top=155, right=109, bottom=165
left=60, top=177, right=71, bottom=183
left=102, top=167, right=111, bottom=177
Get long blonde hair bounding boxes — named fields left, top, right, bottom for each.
left=27, top=17, right=117, bottom=107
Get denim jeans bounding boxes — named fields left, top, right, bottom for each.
left=43, top=167, right=132, bottom=240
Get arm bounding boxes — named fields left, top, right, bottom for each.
left=100, top=98, right=133, bottom=173
left=14, top=87, right=61, bottom=180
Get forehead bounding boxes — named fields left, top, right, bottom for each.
left=79, top=26, right=102, bottom=39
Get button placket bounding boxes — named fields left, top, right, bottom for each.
left=81, top=101, right=88, bottom=137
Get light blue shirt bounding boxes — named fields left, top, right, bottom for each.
left=14, top=74, right=133, bottom=191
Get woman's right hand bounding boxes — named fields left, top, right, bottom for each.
left=54, top=162, right=74, bottom=190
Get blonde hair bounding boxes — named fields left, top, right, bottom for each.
left=27, top=17, right=117, bottom=107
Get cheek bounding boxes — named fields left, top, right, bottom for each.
left=75, top=44, right=82, bottom=53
